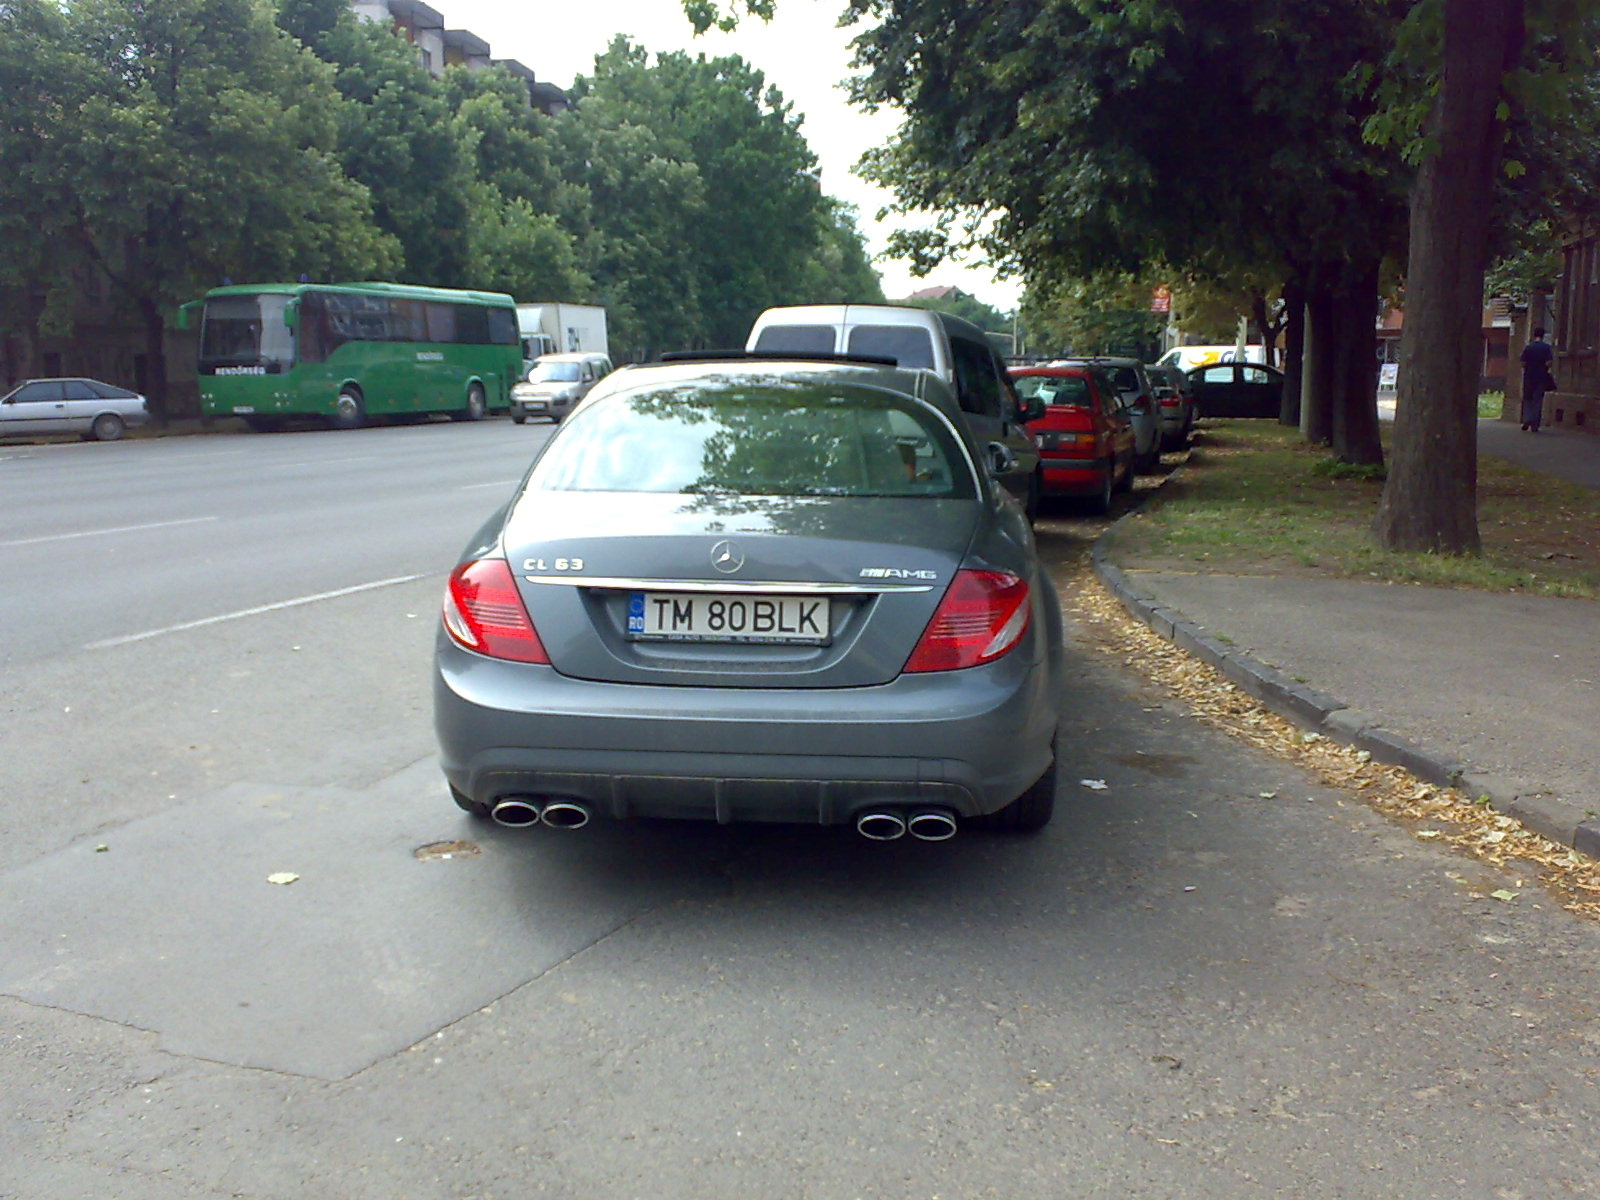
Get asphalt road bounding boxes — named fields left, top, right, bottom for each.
left=4, top=423, right=1600, bottom=1199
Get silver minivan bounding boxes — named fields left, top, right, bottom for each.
left=746, top=305, right=1044, bottom=516
left=0, top=377, right=149, bottom=441
left=510, top=352, right=614, bottom=424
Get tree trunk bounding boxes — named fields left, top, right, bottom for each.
left=1372, top=0, right=1524, bottom=553
left=138, top=293, right=169, bottom=424
left=1331, top=257, right=1383, bottom=466
left=1302, top=277, right=1335, bottom=445
left=1279, top=276, right=1305, bottom=427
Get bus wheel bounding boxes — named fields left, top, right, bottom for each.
left=332, top=387, right=365, bottom=430
left=453, top=383, right=487, bottom=422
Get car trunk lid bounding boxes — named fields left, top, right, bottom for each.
left=501, top=491, right=978, bottom=687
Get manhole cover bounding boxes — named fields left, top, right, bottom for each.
left=413, top=840, right=482, bottom=862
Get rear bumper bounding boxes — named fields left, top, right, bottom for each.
left=1040, top=456, right=1110, bottom=495
left=434, top=634, right=1058, bottom=824
left=510, top=395, right=571, bottom=418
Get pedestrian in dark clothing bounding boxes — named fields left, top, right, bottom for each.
left=1520, top=326, right=1556, bottom=432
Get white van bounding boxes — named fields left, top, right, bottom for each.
left=509, top=352, right=614, bottom=424
left=1156, top=344, right=1266, bottom=371
left=745, top=304, right=1044, bottom=515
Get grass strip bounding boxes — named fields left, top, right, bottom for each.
left=1104, top=420, right=1600, bottom=598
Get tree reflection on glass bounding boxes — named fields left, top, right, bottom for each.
left=528, top=376, right=976, bottom=504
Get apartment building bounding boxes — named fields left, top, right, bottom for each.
left=350, top=0, right=569, bottom=113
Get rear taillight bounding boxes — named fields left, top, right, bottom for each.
left=442, top=559, right=548, bottom=663
left=1036, top=430, right=1093, bottom=450
left=904, top=570, right=1031, bottom=673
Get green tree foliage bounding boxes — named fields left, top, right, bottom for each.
left=1, top=0, right=885, bottom=396
left=441, top=69, right=590, bottom=302
left=1023, top=273, right=1165, bottom=360
left=794, top=198, right=887, bottom=305
left=0, top=0, right=85, bottom=338
left=845, top=0, right=1408, bottom=463
left=549, top=88, right=713, bottom=358
left=564, top=38, right=833, bottom=348
left=5, top=0, right=398, bottom=412
left=293, top=8, right=474, bottom=286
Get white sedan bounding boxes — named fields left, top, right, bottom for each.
left=0, top=378, right=150, bottom=441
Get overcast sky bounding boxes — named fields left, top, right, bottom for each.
left=440, top=0, right=1021, bottom=310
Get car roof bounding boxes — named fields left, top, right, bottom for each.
left=1010, top=363, right=1094, bottom=374
left=753, top=303, right=989, bottom=340
left=586, top=354, right=962, bottom=415
left=535, top=352, right=610, bottom=362
left=1186, top=361, right=1281, bottom=374
left=1059, top=355, right=1144, bottom=368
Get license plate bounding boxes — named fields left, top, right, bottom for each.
left=628, top=592, right=830, bottom=644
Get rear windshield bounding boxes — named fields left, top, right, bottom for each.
left=752, top=325, right=837, bottom=355
left=1013, top=374, right=1092, bottom=407
left=846, top=325, right=935, bottom=370
left=1106, top=366, right=1140, bottom=393
left=527, top=380, right=974, bottom=499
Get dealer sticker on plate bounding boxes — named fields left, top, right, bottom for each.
left=628, top=592, right=830, bottom=644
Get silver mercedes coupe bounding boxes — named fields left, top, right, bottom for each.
left=433, top=354, right=1063, bottom=840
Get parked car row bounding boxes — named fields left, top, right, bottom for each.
left=1006, top=353, right=1197, bottom=513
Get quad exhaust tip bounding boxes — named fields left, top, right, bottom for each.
left=856, top=807, right=959, bottom=841
left=490, top=796, right=592, bottom=830
left=855, top=810, right=907, bottom=841
left=906, top=809, right=958, bottom=841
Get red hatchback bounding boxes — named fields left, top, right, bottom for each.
left=1010, top=365, right=1136, bottom=513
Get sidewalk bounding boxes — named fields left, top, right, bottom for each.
left=1094, top=416, right=1600, bottom=858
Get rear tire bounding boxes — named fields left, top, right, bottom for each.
left=1085, top=467, right=1114, bottom=515
left=1023, top=469, right=1041, bottom=522
left=1114, top=454, right=1134, bottom=493
left=332, top=387, right=365, bottom=430
left=512, top=412, right=527, bottom=425
left=449, top=784, right=490, bottom=819
left=971, top=736, right=1057, bottom=832
left=90, top=413, right=125, bottom=442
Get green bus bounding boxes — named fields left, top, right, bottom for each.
left=193, top=282, right=522, bottom=431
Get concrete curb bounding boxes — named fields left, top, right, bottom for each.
left=1089, top=486, right=1600, bottom=861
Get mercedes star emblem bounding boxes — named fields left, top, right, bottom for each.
left=710, top=539, right=744, bottom=574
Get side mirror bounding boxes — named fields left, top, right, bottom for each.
left=985, top=441, right=1018, bottom=477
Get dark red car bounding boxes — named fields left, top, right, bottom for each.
left=1009, top=364, right=1136, bottom=513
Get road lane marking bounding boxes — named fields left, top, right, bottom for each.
left=2, top=516, right=219, bottom=548
left=86, top=573, right=431, bottom=649
left=458, top=479, right=523, bottom=490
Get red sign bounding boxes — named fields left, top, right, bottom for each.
left=1150, top=286, right=1171, bottom=314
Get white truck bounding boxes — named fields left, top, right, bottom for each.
left=516, top=303, right=608, bottom=366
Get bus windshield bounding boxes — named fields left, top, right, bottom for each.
left=200, top=294, right=294, bottom=372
